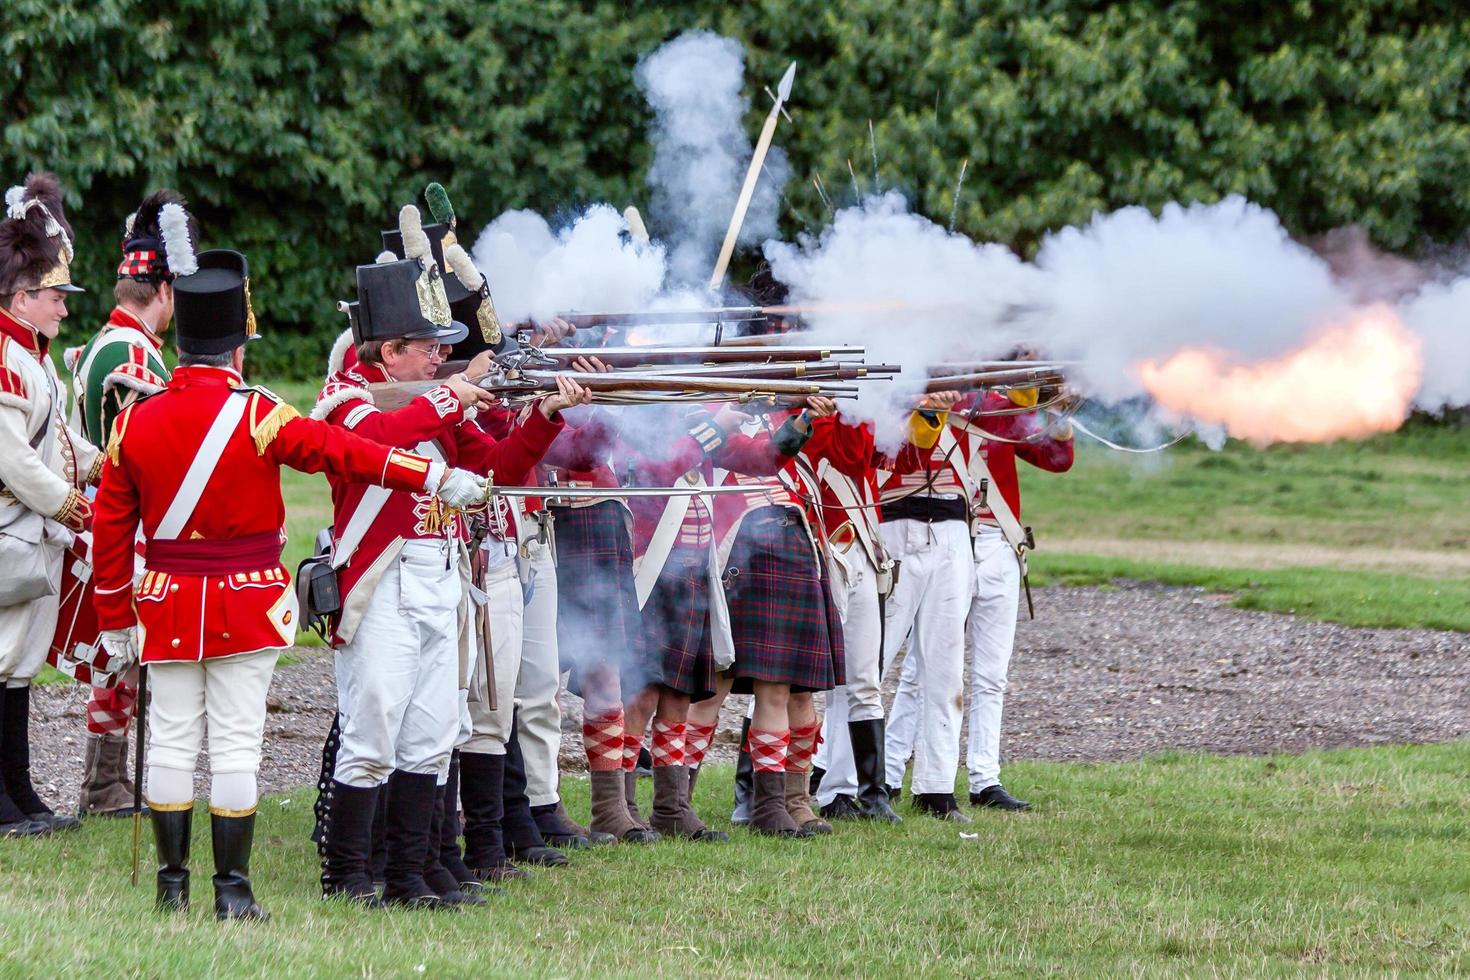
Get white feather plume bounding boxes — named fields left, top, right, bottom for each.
left=158, top=202, right=198, bottom=276
left=5, top=186, right=25, bottom=220
left=123, top=211, right=138, bottom=238
left=375, top=250, right=396, bottom=264
left=399, top=205, right=433, bottom=265
left=444, top=243, right=484, bottom=291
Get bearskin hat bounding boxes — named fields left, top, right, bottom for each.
left=118, top=189, right=199, bottom=283
left=0, top=171, right=80, bottom=295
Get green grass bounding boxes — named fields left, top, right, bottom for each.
left=1025, top=421, right=1470, bottom=631
left=1032, top=553, right=1470, bottom=632
left=1, top=747, right=1466, bottom=977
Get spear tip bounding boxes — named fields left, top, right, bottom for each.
left=777, top=62, right=796, bottom=101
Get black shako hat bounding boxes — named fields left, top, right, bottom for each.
left=381, top=222, right=471, bottom=303
left=174, top=249, right=257, bottom=355
left=351, top=258, right=469, bottom=346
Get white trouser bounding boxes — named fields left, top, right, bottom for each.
left=814, top=545, right=883, bottom=806
left=880, top=517, right=974, bottom=796
left=966, top=526, right=1021, bottom=792
left=146, top=649, right=279, bottom=776
left=334, top=540, right=461, bottom=788
left=0, top=544, right=63, bottom=686
left=515, top=543, right=562, bottom=807
left=464, top=559, right=523, bottom=755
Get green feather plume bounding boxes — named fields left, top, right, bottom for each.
left=425, top=183, right=455, bottom=228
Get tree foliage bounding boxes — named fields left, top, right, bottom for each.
left=5, top=0, right=1467, bottom=377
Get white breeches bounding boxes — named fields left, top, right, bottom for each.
left=463, top=560, right=523, bottom=755
left=965, top=526, right=1021, bottom=792
left=880, top=518, right=973, bottom=796
left=146, top=648, right=279, bottom=775
left=333, top=540, right=461, bottom=787
left=814, top=546, right=883, bottom=805
left=514, top=544, right=562, bottom=807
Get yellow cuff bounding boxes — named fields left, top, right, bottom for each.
left=907, top=410, right=946, bottom=450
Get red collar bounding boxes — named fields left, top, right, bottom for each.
left=170, top=365, right=243, bottom=389
left=107, top=307, right=165, bottom=351
left=348, top=362, right=389, bottom=384
left=0, top=305, right=45, bottom=357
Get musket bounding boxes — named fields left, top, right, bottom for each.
left=515, top=345, right=864, bottom=367
left=589, top=362, right=897, bottom=381
left=367, top=371, right=858, bottom=411
left=929, top=360, right=1078, bottom=375
left=551, top=308, right=767, bottom=329
left=924, top=368, right=1066, bottom=393
left=488, top=483, right=789, bottom=500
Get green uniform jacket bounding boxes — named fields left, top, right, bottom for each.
left=67, top=307, right=170, bottom=445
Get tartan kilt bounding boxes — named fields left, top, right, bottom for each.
left=725, top=506, right=843, bottom=694
left=550, top=501, right=651, bottom=698
left=641, top=547, right=717, bottom=702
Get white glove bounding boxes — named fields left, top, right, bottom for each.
left=437, top=467, right=488, bottom=509
left=99, top=628, right=139, bottom=669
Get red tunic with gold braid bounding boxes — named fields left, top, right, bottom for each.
left=92, top=365, right=440, bottom=664
left=313, top=362, right=563, bottom=645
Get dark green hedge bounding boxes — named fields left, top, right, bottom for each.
left=5, top=0, right=1467, bottom=378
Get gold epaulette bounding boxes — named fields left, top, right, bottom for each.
left=106, top=403, right=135, bottom=466
left=248, top=392, right=301, bottom=456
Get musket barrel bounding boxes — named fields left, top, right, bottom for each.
left=553, top=308, right=765, bottom=328
left=924, top=369, right=1065, bottom=393
left=528, top=345, right=862, bottom=366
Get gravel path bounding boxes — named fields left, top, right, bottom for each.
left=25, top=583, right=1469, bottom=811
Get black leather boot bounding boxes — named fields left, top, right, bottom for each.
left=310, top=715, right=340, bottom=846
left=424, top=778, right=484, bottom=906
left=970, top=784, right=1033, bottom=812
left=438, top=753, right=483, bottom=890
left=849, top=719, right=902, bottom=824
left=1, top=686, right=79, bottom=832
left=210, top=808, right=269, bottom=921
left=459, top=751, right=526, bottom=884
left=532, top=799, right=610, bottom=847
left=319, top=781, right=383, bottom=907
left=503, top=716, right=568, bottom=867
left=151, top=803, right=192, bottom=911
left=381, top=770, right=446, bottom=908
left=731, top=716, right=753, bottom=826
left=370, top=787, right=388, bottom=888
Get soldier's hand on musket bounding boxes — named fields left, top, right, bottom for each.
left=804, top=395, right=838, bottom=418
left=529, top=317, right=577, bottom=347
left=463, top=349, right=496, bottom=379
left=445, top=375, right=490, bottom=408
left=540, top=374, right=593, bottom=418
left=918, top=390, right=963, bottom=412
left=438, top=467, right=489, bottom=508
left=713, top=404, right=754, bottom=432
left=570, top=355, right=612, bottom=374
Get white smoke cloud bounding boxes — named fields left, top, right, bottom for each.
left=1400, top=277, right=1470, bottom=412
left=470, top=205, right=667, bottom=325
left=636, top=30, right=791, bottom=287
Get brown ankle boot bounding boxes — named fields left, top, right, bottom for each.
left=650, top=766, right=728, bottom=842
left=622, top=770, right=648, bottom=828
left=785, top=770, right=832, bottom=835
left=78, top=734, right=138, bottom=818
left=750, top=770, right=806, bottom=838
left=589, top=771, right=658, bottom=844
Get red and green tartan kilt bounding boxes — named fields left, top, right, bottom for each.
left=550, top=501, right=651, bottom=697
left=726, top=506, right=844, bottom=694
left=642, top=547, right=717, bottom=702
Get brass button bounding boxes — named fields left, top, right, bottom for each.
left=222, top=632, right=231, bottom=640
left=169, top=583, right=179, bottom=593
left=170, top=638, right=180, bottom=648
left=217, top=581, right=224, bottom=589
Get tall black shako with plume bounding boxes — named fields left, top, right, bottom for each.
left=425, top=182, right=507, bottom=357
left=118, top=190, right=199, bottom=283
left=0, top=171, right=83, bottom=295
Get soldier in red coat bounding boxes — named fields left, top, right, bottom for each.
left=92, top=249, right=488, bottom=921
left=313, top=246, right=585, bottom=909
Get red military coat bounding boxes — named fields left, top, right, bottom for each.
left=92, top=365, right=438, bottom=663
left=312, top=362, right=562, bottom=644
